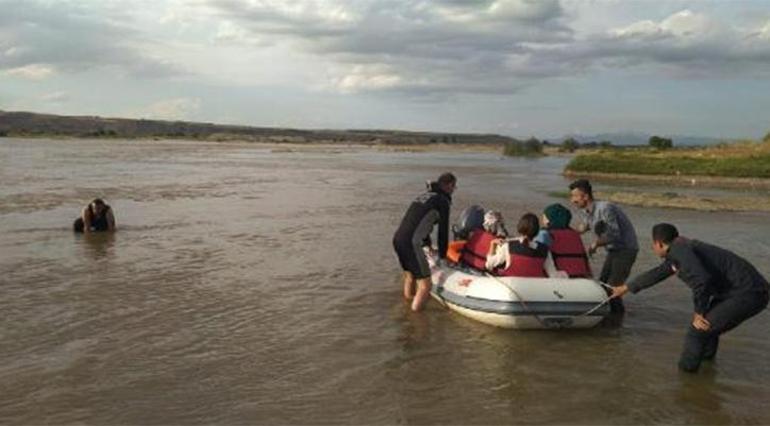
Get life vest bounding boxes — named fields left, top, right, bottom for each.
left=498, top=240, right=548, bottom=277
left=462, top=230, right=497, bottom=270
left=447, top=240, right=466, bottom=264
left=549, top=229, right=592, bottom=278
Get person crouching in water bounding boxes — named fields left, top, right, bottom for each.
left=393, top=172, right=456, bottom=312
left=73, top=198, right=116, bottom=233
left=611, top=223, right=769, bottom=372
left=486, top=213, right=560, bottom=277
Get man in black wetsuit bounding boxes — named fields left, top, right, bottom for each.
left=393, top=172, right=456, bottom=312
left=611, top=223, right=769, bottom=372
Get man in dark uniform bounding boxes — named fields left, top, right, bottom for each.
left=393, top=172, right=456, bottom=312
left=611, top=223, right=769, bottom=372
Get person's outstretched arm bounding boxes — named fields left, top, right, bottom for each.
left=611, top=261, right=675, bottom=298
left=543, top=250, right=565, bottom=278
left=106, top=208, right=116, bottom=231
left=437, top=200, right=450, bottom=259
left=485, top=240, right=509, bottom=271
left=81, top=206, right=93, bottom=233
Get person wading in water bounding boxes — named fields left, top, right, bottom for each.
left=73, top=198, right=116, bottom=233
left=569, top=179, right=638, bottom=313
left=611, top=223, right=769, bottom=372
left=393, top=172, right=456, bottom=312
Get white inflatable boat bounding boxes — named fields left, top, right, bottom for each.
left=428, top=254, right=610, bottom=329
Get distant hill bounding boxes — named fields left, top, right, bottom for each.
left=559, top=132, right=725, bottom=146
left=0, top=110, right=515, bottom=146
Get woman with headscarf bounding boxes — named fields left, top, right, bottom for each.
left=536, top=203, right=592, bottom=278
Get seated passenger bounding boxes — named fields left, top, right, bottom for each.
left=73, top=198, right=116, bottom=233
left=539, top=203, right=592, bottom=278
left=486, top=213, right=566, bottom=278
left=461, top=210, right=507, bottom=271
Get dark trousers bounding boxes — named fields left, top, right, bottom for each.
left=679, top=290, right=769, bottom=372
left=599, top=249, right=638, bottom=313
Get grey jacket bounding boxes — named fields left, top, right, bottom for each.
left=581, top=201, right=638, bottom=251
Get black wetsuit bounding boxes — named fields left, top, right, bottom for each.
left=627, top=237, right=769, bottom=372
left=73, top=206, right=112, bottom=233
left=392, top=186, right=451, bottom=279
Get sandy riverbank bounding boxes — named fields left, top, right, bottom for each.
left=598, top=190, right=770, bottom=213
left=564, top=170, right=770, bottom=190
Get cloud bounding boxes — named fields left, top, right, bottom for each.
left=573, top=9, right=770, bottom=76
left=40, top=91, right=70, bottom=103
left=4, top=0, right=770, bottom=102
left=332, top=64, right=403, bottom=93
left=609, top=10, right=720, bottom=40
left=204, top=0, right=571, bottom=96
left=141, top=97, right=202, bottom=120
left=4, top=63, right=55, bottom=80
left=199, top=1, right=770, bottom=96
left=0, top=0, right=184, bottom=79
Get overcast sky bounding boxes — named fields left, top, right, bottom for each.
left=1, top=0, right=769, bottom=139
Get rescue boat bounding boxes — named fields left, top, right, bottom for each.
left=428, top=252, right=610, bottom=329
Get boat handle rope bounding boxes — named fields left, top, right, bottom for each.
left=486, top=273, right=613, bottom=322
left=578, top=281, right=613, bottom=317
left=484, top=272, right=550, bottom=328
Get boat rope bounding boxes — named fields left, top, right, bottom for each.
left=484, top=272, right=550, bottom=328
left=577, top=281, right=613, bottom=317
left=578, top=298, right=610, bottom=316
left=487, top=273, right=613, bottom=321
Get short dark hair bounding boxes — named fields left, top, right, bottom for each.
left=438, top=172, right=456, bottom=186
left=91, top=198, right=106, bottom=206
left=652, top=223, right=679, bottom=244
left=517, top=213, right=540, bottom=240
left=569, top=179, right=593, bottom=199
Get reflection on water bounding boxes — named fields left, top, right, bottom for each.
left=1, top=138, right=769, bottom=424
left=77, top=232, right=116, bottom=261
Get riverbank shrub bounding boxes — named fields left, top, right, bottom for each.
left=503, top=137, right=544, bottom=157
left=649, top=135, right=673, bottom=150
left=560, top=137, right=579, bottom=153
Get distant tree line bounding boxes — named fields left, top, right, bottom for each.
left=503, top=137, right=544, bottom=156
left=555, top=138, right=613, bottom=152
left=649, top=135, right=673, bottom=150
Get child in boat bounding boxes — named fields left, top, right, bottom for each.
left=459, top=210, right=508, bottom=270
left=486, top=213, right=565, bottom=278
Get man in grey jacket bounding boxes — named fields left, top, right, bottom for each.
left=611, top=223, right=769, bottom=372
left=569, top=179, right=638, bottom=313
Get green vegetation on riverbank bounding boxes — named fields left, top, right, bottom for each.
left=565, top=138, right=770, bottom=179
left=502, top=137, right=544, bottom=157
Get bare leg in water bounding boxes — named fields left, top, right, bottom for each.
left=411, top=278, right=432, bottom=311
left=403, top=271, right=415, bottom=300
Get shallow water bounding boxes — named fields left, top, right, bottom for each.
left=1, top=138, right=769, bottom=424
